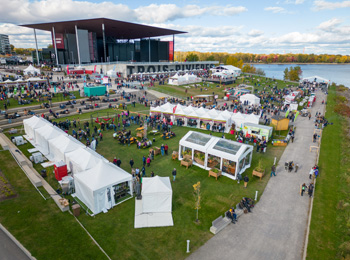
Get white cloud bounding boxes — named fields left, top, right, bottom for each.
left=0, top=0, right=247, bottom=24
left=318, top=18, right=342, bottom=31
left=313, top=0, right=350, bottom=11
left=248, top=29, right=264, bottom=37
left=264, top=6, right=286, bottom=13
left=285, top=0, right=305, bottom=4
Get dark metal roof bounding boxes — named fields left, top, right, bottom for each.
left=21, top=18, right=186, bottom=39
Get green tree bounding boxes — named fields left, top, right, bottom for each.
left=10, top=44, right=15, bottom=51
left=284, top=66, right=301, bottom=81
left=206, top=55, right=215, bottom=61
left=242, top=64, right=257, bottom=74
left=186, top=53, right=199, bottom=61
left=47, top=44, right=53, bottom=49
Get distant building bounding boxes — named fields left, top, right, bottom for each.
left=0, top=34, right=11, bottom=54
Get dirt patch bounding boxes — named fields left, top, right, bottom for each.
left=0, top=169, right=17, bottom=202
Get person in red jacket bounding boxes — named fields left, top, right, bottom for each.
left=164, top=144, right=168, bottom=155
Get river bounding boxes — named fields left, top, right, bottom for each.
left=252, top=64, right=350, bottom=87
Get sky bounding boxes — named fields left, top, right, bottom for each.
left=0, top=0, right=350, bottom=54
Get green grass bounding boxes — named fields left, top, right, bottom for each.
left=0, top=150, right=106, bottom=260
left=151, top=74, right=298, bottom=101
left=307, top=85, right=350, bottom=259
left=2, top=94, right=287, bottom=259
left=1, top=91, right=83, bottom=110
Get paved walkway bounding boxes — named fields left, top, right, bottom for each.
left=188, top=90, right=326, bottom=260
left=0, top=225, right=33, bottom=260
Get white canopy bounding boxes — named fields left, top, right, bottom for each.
left=27, top=77, right=46, bottom=82
left=65, top=147, right=102, bottom=174
left=142, top=176, right=172, bottom=213
left=23, top=116, right=48, bottom=141
left=74, top=161, right=133, bottom=215
left=47, top=135, right=84, bottom=162
left=240, top=94, right=260, bottom=105
left=34, top=125, right=63, bottom=155
left=23, top=65, right=40, bottom=75
left=301, top=75, right=330, bottom=84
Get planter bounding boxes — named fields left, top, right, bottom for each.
left=194, top=157, right=204, bottom=166
left=252, top=170, right=265, bottom=180
left=209, top=169, right=222, bottom=180
left=153, top=147, right=161, bottom=155
left=181, top=159, right=193, bottom=169
left=172, top=151, right=179, bottom=160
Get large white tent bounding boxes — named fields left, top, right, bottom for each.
left=23, top=65, right=40, bottom=75
left=23, top=116, right=48, bottom=142
left=33, top=125, right=63, bottom=155
left=74, top=161, right=133, bottom=215
left=65, top=147, right=103, bottom=174
left=168, top=73, right=201, bottom=86
left=179, top=131, right=253, bottom=180
left=210, top=65, right=241, bottom=76
left=142, top=176, right=172, bottom=213
left=47, top=135, right=84, bottom=162
left=240, top=94, right=261, bottom=105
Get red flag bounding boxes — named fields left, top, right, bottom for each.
left=173, top=105, right=177, bottom=114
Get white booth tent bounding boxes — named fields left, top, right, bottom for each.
left=239, top=94, right=261, bottom=105
left=168, top=73, right=201, bottom=86
left=179, top=131, right=253, bottom=180
left=33, top=125, right=64, bottom=156
left=65, top=147, right=103, bottom=174
left=142, top=176, right=172, bottom=213
left=210, top=65, right=241, bottom=76
left=47, top=134, right=84, bottom=162
left=301, top=76, right=330, bottom=86
left=74, top=161, right=133, bottom=215
left=23, top=65, right=40, bottom=75
left=23, top=116, right=48, bottom=142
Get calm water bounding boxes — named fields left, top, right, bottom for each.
left=253, top=64, right=350, bottom=87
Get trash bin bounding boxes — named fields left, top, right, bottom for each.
left=72, top=204, right=80, bottom=217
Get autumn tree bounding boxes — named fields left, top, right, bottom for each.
left=284, top=66, right=302, bottom=81
left=186, top=53, right=199, bottom=61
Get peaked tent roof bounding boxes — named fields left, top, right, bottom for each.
left=142, top=176, right=172, bottom=194
left=75, top=161, right=132, bottom=191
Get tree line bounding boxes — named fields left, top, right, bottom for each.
left=176, top=51, right=350, bottom=64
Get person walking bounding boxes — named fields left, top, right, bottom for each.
left=142, top=155, right=146, bottom=166
left=237, top=173, right=242, bottom=184
left=141, top=166, right=146, bottom=177
left=301, top=183, right=307, bottom=196
left=291, top=134, right=295, bottom=143
left=243, top=175, right=249, bottom=188
left=308, top=113, right=311, bottom=120
left=271, top=164, right=276, bottom=177
left=295, top=163, right=299, bottom=172
left=308, top=183, right=314, bottom=197
left=146, top=156, right=151, bottom=167
left=172, top=168, right=177, bottom=182
left=129, top=158, right=134, bottom=169
left=309, top=168, right=314, bottom=179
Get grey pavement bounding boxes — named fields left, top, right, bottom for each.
left=188, top=89, right=326, bottom=260
left=0, top=225, right=33, bottom=260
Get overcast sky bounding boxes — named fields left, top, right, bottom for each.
left=0, top=0, right=349, bottom=54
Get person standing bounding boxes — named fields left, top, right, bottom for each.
left=164, top=144, right=169, bottom=155
left=309, top=168, right=314, bottom=179
left=142, top=155, right=146, bottom=166
left=129, top=158, right=134, bottom=169
left=237, top=173, right=242, bottom=184
left=295, top=163, right=299, bottom=172
left=271, top=164, right=276, bottom=177
left=308, top=113, right=311, bottom=120
left=243, top=175, right=249, bottom=188
left=116, top=158, right=121, bottom=167
left=151, top=171, right=155, bottom=177
left=172, top=168, right=177, bottom=182
left=146, top=156, right=151, bottom=167
left=161, top=144, right=165, bottom=156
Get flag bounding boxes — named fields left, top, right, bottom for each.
left=285, top=110, right=290, bottom=118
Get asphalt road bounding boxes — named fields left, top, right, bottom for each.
left=188, top=89, right=326, bottom=260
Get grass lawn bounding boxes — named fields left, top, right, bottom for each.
left=151, top=74, right=298, bottom=101
left=0, top=150, right=107, bottom=260
left=307, top=85, right=350, bottom=259
left=1, top=90, right=83, bottom=110
left=3, top=100, right=289, bottom=259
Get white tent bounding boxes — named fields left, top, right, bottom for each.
left=47, top=135, right=84, bottom=162
left=74, top=161, right=133, bottom=215
left=301, top=76, right=330, bottom=84
left=142, top=176, right=172, bottom=213
left=179, top=131, right=253, bottom=179
left=23, top=65, right=40, bottom=75
left=34, top=125, right=63, bottom=155
left=65, top=147, right=102, bottom=174
left=244, top=113, right=260, bottom=125
left=23, top=116, right=48, bottom=142
left=210, top=65, right=241, bottom=75
left=231, top=112, right=246, bottom=129
left=240, top=94, right=260, bottom=105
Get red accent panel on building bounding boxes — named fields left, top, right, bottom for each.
left=52, top=33, right=65, bottom=49
left=169, top=41, right=174, bottom=61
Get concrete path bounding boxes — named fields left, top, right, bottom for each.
left=188, top=90, right=326, bottom=260
left=0, top=225, right=33, bottom=260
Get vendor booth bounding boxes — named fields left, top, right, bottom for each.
left=239, top=94, right=260, bottom=105
left=179, top=131, right=253, bottom=180
left=47, top=135, right=84, bottom=162
left=243, top=123, right=273, bottom=141
left=33, top=125, right=64, bottom=156
left=23, top=116, right=48, bottom=142
left=84, top=85, right=107, bottom=97
left=23, top=64, right=40, bottom=75
left=73, top=161, right=133, bottom=215
left=271, top=115, right=290, bottom=131
left=65, top=147, right=104, bottom=174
